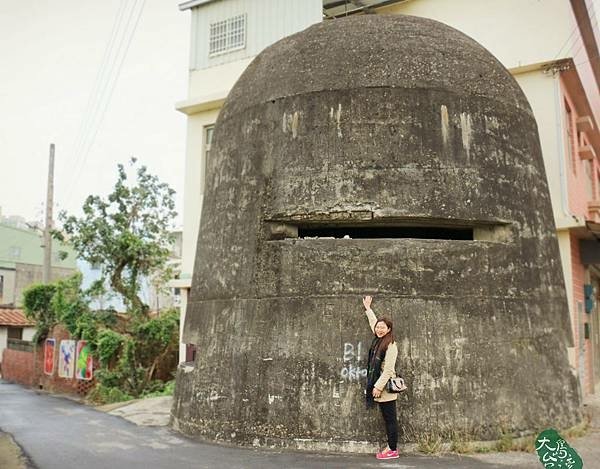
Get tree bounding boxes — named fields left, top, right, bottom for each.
left=39, top=161, right=181, bottom=403
left=23, top=273, right=179, bottom=402
left=22, top=283, right=57, bottom=342
left=59, top=159, right=177, bottom=316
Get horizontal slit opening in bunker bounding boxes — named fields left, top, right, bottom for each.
left=266, top=221, right=513, bottom=242
left=297, top=226, right=474, bottom=240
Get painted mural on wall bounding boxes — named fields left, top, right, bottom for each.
left=75, top=340, right=93, bottom=381
left=58, top=340, right=75, bottom=378
left=44, top=338, right=55, bottom=376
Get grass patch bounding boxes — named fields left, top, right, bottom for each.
left=449, top=429, right=473, bottom=454
left=416, top=432, right=443, bottom=454
left=473, top=445, right=493, bottom=453
left=87, top=384, right=134, bottom=405
left=413, top=419, right=590, bottom=455
left=563, top=421, right=589, bottom=439
left=494, top=431, right=514, bottom=452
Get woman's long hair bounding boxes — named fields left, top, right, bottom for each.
left=373, top=317, right=395, bottom=355
left=366, top=317, right=396, bottom=408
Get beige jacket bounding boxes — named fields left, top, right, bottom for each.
left=366, top=308, right=398, bottom=403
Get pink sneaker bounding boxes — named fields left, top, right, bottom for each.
left=376, top=449, right=399, bottom=459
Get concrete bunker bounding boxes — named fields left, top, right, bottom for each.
left=172, top=15, right=582, bottom=452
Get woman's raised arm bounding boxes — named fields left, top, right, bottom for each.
left=363, top=295, right=377, bottom=333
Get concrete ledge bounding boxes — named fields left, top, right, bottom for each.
left=175, top=93, right=226, bottom=115
left=98, top=396, right=173, bottom=427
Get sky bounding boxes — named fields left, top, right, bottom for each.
left=2, top=0, right=600, bottom=229
left=0, top=0, right=189, bottom=227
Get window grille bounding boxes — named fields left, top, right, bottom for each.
left=209, top=14, right=246, bottom=56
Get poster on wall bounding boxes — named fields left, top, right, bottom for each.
left=44, top=338, right=55, bottom=375
left=75, top=340, right=93, bottom=381
left=58, top=340, right=76, bottom=378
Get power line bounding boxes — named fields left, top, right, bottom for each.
left=60, top=0, right=128, bottom=183
left=63, top=0, right=147, bottom=211
left=552, top=0, right=598, bottom=63
left=562, top=0, right=599, bottom=62
left=66, top=0, right=142, bottom=189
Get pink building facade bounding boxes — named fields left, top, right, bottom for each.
left=560, top=63, right=600, bottom=396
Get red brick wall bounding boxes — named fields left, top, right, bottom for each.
left=38, top=325, right=76, bottom=394
left=1, top=325, right=95, bottom=396
left=569, top=233, right=595, bottom=395
left=571, top=233, right=584, bottom=351
left=1, top=348, right=36, bottom=387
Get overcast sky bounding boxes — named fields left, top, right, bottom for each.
left=2, top=1, right=600, bottom=229
left=0, top=0, right=189, bottom=226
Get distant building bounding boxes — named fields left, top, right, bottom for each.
left=0, top=206, right=39, bottom=231
left=0, top=223, right=77, bottom=307
left=0, top=307, right=36, bottom=369
left=148, top=230, right=182, bottom=312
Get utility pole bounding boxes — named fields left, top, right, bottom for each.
left=43, top=143, right=55, bottom=284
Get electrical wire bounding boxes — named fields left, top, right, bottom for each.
left=60, top=0, right=129, bottom=183
left=62, top=0, right=146, bottom=212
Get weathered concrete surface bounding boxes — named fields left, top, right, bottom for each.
left=173, top=15, right=581, bottom=451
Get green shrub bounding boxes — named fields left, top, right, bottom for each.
left=87, top=384, right=134, bottom=405
left=97, top=329, right=125, bottom=366
left=141, top=380, right=175, bottom=398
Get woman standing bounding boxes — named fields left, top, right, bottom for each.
left=363, top=295, right=400, bottom=460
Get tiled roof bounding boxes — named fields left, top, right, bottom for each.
left=0, top=308, right=36, bottom=327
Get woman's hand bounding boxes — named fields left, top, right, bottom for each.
left=372, top=387, right=382, bottom=398
left=363, top=295, right=372, bottom=310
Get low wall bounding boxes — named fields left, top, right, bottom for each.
left=0, top=325, right=95, bottom=396
left=1, top=348, right=36, bottom=386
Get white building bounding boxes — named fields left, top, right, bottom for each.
left=174, top=0, right=322, bottom=362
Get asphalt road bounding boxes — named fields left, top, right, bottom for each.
left=0, top=381, right=534, bottom=469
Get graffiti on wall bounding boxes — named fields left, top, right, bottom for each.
left=340, top=341, right=367, bottom=382
left=58, top=340, right=76, bottom=378
left=75, top=340, right=93, bottom=381
left=44, top=338, right=55, bottom=375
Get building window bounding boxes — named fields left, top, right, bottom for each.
left=204, top=125, right=214, bottom=180
left=565, top=100, right=576, bottom=174
left=8, top=327, right=23, bottom=340
left=205, top=126, right=214, bottom=152
left=209, top=14, right=246, bottom=56
left=8, top=246, right=21, bottom=259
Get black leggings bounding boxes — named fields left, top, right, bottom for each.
left=378, top=400, right=398, bottom=451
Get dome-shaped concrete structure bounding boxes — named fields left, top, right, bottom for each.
left=172, top=15, right=581, bottom=451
